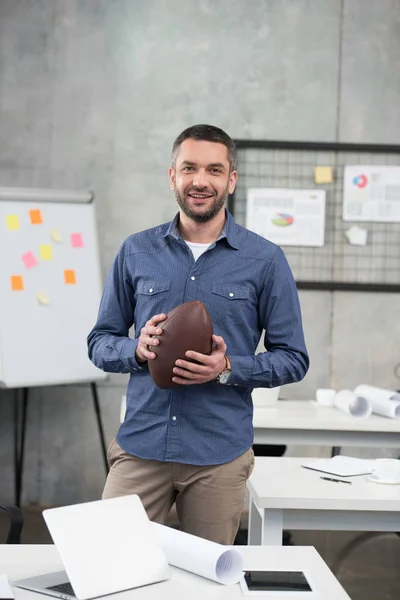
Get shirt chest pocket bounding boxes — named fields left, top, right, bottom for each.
left=211, top=283, right=250, bottom=325
left=135, top=280, right=171, bottom=320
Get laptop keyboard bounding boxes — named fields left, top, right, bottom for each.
left=46, top=582, right=76, bottom=597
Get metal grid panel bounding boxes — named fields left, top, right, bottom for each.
left=232, top=145, right=400, bottom=285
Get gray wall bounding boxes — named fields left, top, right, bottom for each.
left=1, top=0, right=399, bottom=505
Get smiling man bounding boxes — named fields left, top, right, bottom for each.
left=88, top=124, right=309, bottom=544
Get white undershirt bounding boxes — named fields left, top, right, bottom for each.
left=185, top=241, right=211, bottom=261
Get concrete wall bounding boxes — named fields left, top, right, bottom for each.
left=0, top=0, right=399, bottom=505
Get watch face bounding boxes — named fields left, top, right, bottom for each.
left=219, top=370, right=231, bottom=384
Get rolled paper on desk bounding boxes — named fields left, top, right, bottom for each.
left=152, top=522, right=244, bottom=585
left=354, top=385, right=400, bottom=420
left=334, top=389, right=372, bottom=419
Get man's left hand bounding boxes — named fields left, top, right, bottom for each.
left=172, top=334, right=227, bottom=385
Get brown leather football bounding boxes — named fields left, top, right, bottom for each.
left=148, top=300, right=213, bottom=389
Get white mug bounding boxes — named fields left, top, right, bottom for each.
left=372, top=458, right=400, bottom=481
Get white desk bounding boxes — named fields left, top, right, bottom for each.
left=248, top=457, right=400, bottom=546
left=1, top=544, right=351, bottom=600
left=253, top=401, right=400, bottom=448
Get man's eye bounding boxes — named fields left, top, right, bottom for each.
left=183, top=166, right=194, bottom=172
left=210, top=169, right=222, bottom=174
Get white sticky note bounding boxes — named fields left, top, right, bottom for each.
left=51, top=229, right=62, bottom=243
left=0, top=575, right=14, bottom=599
left=37, top=291, right=50, bottom=305
left=345, top=225, right=368, bottom=246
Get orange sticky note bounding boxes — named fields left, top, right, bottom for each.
left=11, top=275, right=24, bottom=291
left=29, top=209, right=43, bottom=224
left=39, top=245, right=52, bottom=260
left=6, top=214, right=20, bottom=230
left=64, top=269, right=76, bottom=284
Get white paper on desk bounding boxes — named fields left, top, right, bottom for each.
left=302, top=455, right=374, bottom=477
left=334, top=389, right=372, bottom=418
left=152, top=523, right=243, bottom=585
left=0, top=575, right=14, bottom=599
left=355, top=385, right=400, bottom=420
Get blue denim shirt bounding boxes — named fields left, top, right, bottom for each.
left=88, top=210, right=309, bottom=465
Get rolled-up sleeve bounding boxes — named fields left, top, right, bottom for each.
left=87, top=243, right=145, bottom=374
left=227, top=246, right=309, bottom=388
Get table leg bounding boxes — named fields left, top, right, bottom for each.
left=248, top=494, right=263, bottom=545
left=262, top=509, right=284, bottom=546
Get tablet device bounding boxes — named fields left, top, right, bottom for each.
left=240, top=570, right=315, bottom=597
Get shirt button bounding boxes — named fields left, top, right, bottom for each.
left=149, top=288, right=153, bottom=293
left=229, top=292, right=234, bottom=297
left=191, top=276, right=196, bottom=281
left=172, top=416, right=177, bottom=421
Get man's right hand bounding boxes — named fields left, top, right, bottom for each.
left=135, top=313, right=166, bottom=364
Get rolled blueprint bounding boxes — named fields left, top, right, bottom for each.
left=152, top=522, right=244, bottom=585
left=354, top=385, right=400, bottom=420
left=334, top=389, right=372, bottom=419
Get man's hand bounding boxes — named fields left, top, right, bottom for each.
left=135, top=313, right=166, bottom=364
left=172, top=334, right=227, bottom=385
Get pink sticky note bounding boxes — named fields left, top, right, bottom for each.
left=22, top=251, right=38, bottom=269
left=71, top=233, right=84, bottom=248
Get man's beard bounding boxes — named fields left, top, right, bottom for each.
left=175, top=186, right=229, bottom=223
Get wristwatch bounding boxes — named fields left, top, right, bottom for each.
left=216, top=355, right=232, bottom=384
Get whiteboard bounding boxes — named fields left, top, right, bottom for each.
left=0, top=187, right=107, bottom=388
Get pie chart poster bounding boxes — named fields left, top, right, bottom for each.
left=246, top=188, right=326, bottom=247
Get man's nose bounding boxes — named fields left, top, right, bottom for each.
left=192, top=169, right=208, bottom=188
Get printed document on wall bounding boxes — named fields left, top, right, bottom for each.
left=246, top=188, right=326, bottom=247
left=343, top=165, right=400, bottom=222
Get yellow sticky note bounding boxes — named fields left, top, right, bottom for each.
left=29, top=209, right=43, bottom=224
left=11, top=275, right=24, bottom=291
left=6, top=214, right=20, bottom=230
left=37, top=291, right=50, bottom=305
left=51, top=229, right=62, bottom=243
left=64, top=269, right=76, bottom=284
left=314, top=166, right=333, bottom=184
left=39, top=245, right=52, bottom=260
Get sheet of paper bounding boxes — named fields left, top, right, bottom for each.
left=71, top=232, right=84, bottom=247
left=246, top=188, right=326, bottom=247
left=354, top=385, right=400, bottom=420
left=37, top=292, right=50, bottom=306
left=152, top=523, right=243, bottom=585
left=64, top=269, right=76, bottom=284
left=39, top=245, right=53, bottom=260
left=345, top=225, right=368, bottom=246
left=29, top=209, right=43, bottom=224
left=6, top=214, right=20, bottom=230
left=0, top=575, right=14, bottom=599
left=51, top=229, right=62, bottom=243
left=10, top=275, right=24, bottom=291
left=302, top=455, right=374, bottom=477
left=343, top=165, right=400, bottom=222
left=22, top=251, right=38, bottom=269
left=314, top=166, right=333, bottom=184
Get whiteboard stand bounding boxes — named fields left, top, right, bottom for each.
left=0, top=185, right=110, bottom=505
left=13, top=383, right=109, bottom=507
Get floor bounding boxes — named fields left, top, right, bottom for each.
left=1, top=505, right=399, bottom=600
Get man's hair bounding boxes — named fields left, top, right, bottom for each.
left=171, top=124, right=237, bottom=172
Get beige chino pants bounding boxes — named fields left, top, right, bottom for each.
left=103, top=438, right=255, bottom=545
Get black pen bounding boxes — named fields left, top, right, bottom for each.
left=320, top=476, right=352, bottom=485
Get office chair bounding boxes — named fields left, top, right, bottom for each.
left=0, top=504, right=23, bottom=543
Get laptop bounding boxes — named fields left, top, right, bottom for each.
left=14, top=494, right=170, bottom=600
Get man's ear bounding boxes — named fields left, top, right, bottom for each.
left=168, top=167, right=175, bottom=191
left=228, top=170, right=238, bottom=194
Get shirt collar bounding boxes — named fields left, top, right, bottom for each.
left=161, top=209, right=239, bottom=250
